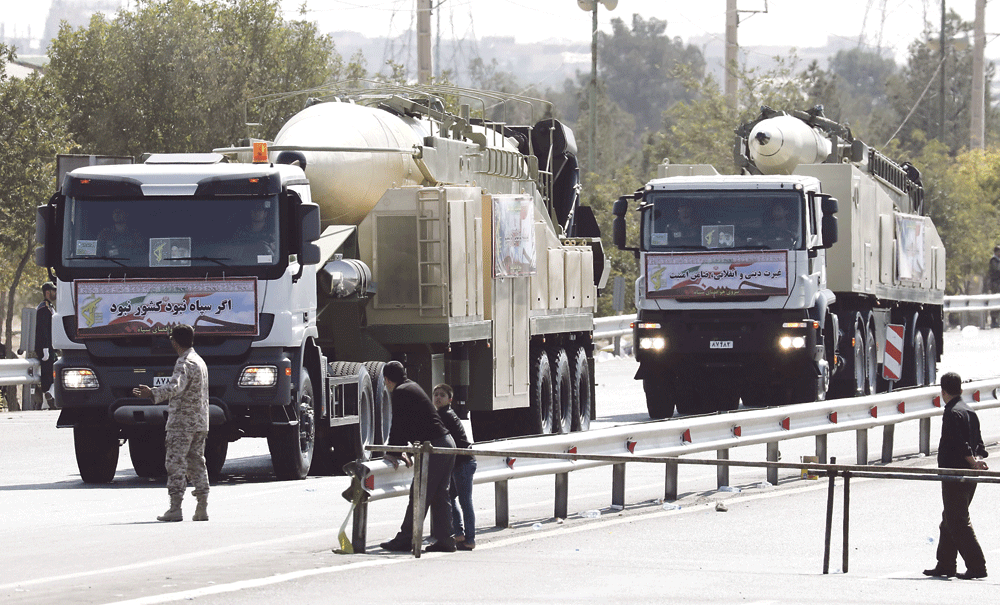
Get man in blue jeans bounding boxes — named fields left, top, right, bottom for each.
left=433, top=383, right=476, bottom=550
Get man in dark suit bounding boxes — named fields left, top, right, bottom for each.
left=34, top=282, right=57, bottom=409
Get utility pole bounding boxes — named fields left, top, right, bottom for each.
left=971, top=0, right=986, bottom=149
left=940, top=1, right=946, bottom=141
left=576, top=0, right=617, bottom=178
left=417, top=0, right=433, bottom=84
left=725, top=0, right=739, bottom=111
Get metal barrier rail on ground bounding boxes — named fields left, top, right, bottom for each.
left=342, top=378, right=1000, bottom=558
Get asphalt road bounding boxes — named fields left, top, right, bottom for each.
left=3, top=327, right=1000, bottom=604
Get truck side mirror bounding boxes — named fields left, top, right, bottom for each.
left=612, top=197, right=628, bottom=250
left=820, top=195, right=838, bottom=248
left=34, top=204, right=54, bottom=267
left=294, top=200, right=322, bottom=266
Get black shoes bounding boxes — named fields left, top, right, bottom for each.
left=922, top=567, right=956, bottom=578
left=379, top=539, right=411, bottom=552
left=424, top=540, right=457, bottom=553
left=957, top=569, right=988, bottom=580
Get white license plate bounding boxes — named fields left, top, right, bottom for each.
left=153, top=376, right=171, bottom=387
left=710, top=340, right=733, bottom=349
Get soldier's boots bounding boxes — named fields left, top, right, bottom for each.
left=193, top=495, right=209, bottom=521
left=157, top=496, right=184, bottom=522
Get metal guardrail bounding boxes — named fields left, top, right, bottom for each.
left=342, top=377, right=1000, bottom=556
left=943, top=292, right=1000, bottom=313
left=0, top=358, right=40, bottom=387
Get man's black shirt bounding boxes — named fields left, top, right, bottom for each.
left=937, top=395, right=988, bottom=469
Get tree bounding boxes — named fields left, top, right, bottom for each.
left=826, top=47, right=896, bottom=137
left=46, top=0, right=340, bottom=156
left=881, top=10, right=998, bottom=155
left=0, top=45, right=75, bottom=410
left=597, top=14, right=704, bottom=138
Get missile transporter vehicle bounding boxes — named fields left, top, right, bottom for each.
left=612, top=106, right=944, bottom=418
left=36, top=83, right=606, bottom=482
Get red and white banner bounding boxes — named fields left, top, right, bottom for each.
left=882, top=324, right=905, bottom=381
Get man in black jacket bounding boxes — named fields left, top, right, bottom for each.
left=34, top=282, right=57, bottom=409
left=923, top=372, right=989, bottom=580
left=379, top=361, right=457, bottom=553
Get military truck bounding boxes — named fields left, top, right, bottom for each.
left=35, top=83, right=606, bottom=482
left=612, top=106, right=944, bottom=418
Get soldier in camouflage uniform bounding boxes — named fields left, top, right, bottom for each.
left=133, top=324, right=210, bottom=522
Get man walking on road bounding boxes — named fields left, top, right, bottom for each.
left=134, top=324, right=210, bottom=522
left=923, top=371, right=989, bottom=580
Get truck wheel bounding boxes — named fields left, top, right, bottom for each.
left=74, top=423, right=120, bottom=484
left=524, top=348, right=554, bottom=435
left=268, top=368, right=315, bottom=480
left=569, top=347, right=592, bottom=431
left=549, top=348, right=573, bottom=434
left=909, top=330, right=926, bottom=387
left=205, top=433, right=228, bottom=480
left=923, top=328, right=938, bottom=385
left=864, top=321, right=879, bottom=394
left=363, top=361, right=391, bottom=445
left=128, top=429, right=166, bottom=478
left=327, top=363, right=374, bottom=475
left=643, top=376, right=673, bottom=419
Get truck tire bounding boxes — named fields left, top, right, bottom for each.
left=569, top=347, right=592, bottom=431
left=549, top=348, right=573, bottom=434
left=128, top=429, right=166, bottom=478
left=74, top=423, right=120, bottom=484
left=205, top=432, right=228, bottom=480
left=923, top=328, right=938, bottom=385
left=862, top=321, right=877, bottom=394
left=363, top=361, right=391, bottom=445
left=852, top=321, right=867, bottom=396
left=524, top=348, right=554, bottom=435
left=909, top=330, right=926, bottom=387
left=268, top=368, right=315, bottom=480
left=643, top=376, right=673, bottom=419
left=326, top=363, right=374, bottom=475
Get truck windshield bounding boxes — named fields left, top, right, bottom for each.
left=61, top=197, right=281, bottom=269
left=642, top=190, right=805, bottom=251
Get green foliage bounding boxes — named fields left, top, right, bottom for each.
left=597, top=14, right=704, bottom=138
left=0, top=44, right=74, bottom=379
left=880, top=10, right=999, bottom=155
left=923, top=145, right=1000, bottom=293
left=46, top=0, right=339, bottom=156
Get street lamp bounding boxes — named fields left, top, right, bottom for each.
left=577, top=0, right=617, bottom=178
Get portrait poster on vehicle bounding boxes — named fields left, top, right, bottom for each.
left=493, top=194, right=536, bottom=278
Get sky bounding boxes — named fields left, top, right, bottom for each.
left=3, top=0, right=1000, bottom=64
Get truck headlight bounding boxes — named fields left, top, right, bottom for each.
left=779, top=335, right=806, bottom=350
left=639, top=336, right=666, bottom=351
left=239, top=366, right=278, bottom=387
left=63, top=368, right=99, bottom=390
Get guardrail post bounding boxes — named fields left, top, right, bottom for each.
left=664, top=459, right=678, bottom=501
left=717, top=449, right=729, bottom=488
left=822, top=464, right=837, bottom=574
left=555, top=472, right=569, bottom=519
left=855, top=429, right=869, bottom=465
left=842, top=470, right=851, bottom=573
left=351, top=492, right=369, bottom=554
left=411, top=443, right=431, bottom=558
left=612, top=463, right=626, bottom=508
left=815, top=434, right=828, bottom=463
left=495, top=480, right=509, bottom=528
left=766, top=442, right=779, bottom=486
left=919, top=418, right=931, bottom=456
left=881, top=424, right=895, bottom=463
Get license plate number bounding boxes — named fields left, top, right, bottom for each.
left=154, top=376, right=171, bottom=387
left=710, top=340, right=733, bottom=349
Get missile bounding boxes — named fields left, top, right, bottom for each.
left=748, top=114, right=833, bottom=175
